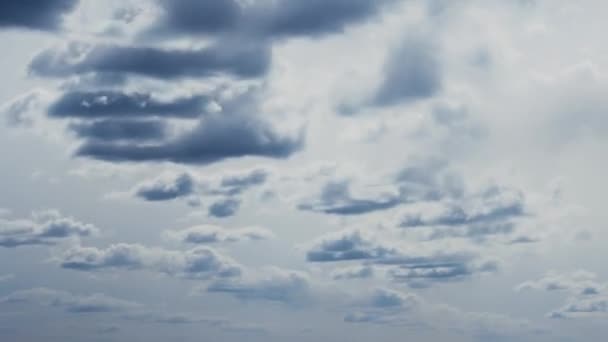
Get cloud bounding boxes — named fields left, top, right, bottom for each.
left=206, top=267, right=311, bottom=305
left=69, top=119, right=167, bottom=142
left=0, top=274, right=15, bottom=282
left=208, top=198, right=241, bottom=218
left=29, top=41, right=271, bottom=80
left=215, top=168, right=269, bottom=196
left=332, top=266, right=374, bottom=280
left=0, top=0, right=78, bottom=31
left=135, top=173, right=196, bottom=202
left=1, top=287, right=266, bottom=333
left=0, top=210, right=98, bottom=248
left=549, top=297, right=608, bottom=319
left=298, top=180, right=402, bottom=215
left=307, top=229, right=497, bottom=288
left=49, top=91, right=211, bottom=119
left=517, top=271, right=604, bottom=297
left=166, top=225, right=274, bottom=244
left=59, top=243, right=242, bottom=279
left=74, top=113, right=303, bottom=165
left=0, top=288, right=139, bottom=313
left=372, top=36, right=442, bottom=107
left=147, top=0, right=397, bottom=39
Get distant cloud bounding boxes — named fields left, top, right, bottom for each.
left=307, top=229, right=497, bottom=288
left=332, top=266, right=374, bottom=280
left=206, top=267, right=311, bottom=305
left=0, top=1, right=78, bottom=31
left=0, top=210, right=98, bottom=248
left=0, top=288, right=139, bottom=313
left=59, top=243, right=242, bottom=280
left=167, top=225, right=273, bottom=244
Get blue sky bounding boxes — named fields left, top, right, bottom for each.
left=0, top=1, right=607, bottom=341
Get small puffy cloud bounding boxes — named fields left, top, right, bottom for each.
left=0, top=0, right=78, bottom=31
left=208, top=198, right=241, bottom=218
left=58, top=243, right=242, bottom=280
left=0, top=210, right=98, bottom=248
left=549, top=297, right=608, bottom=319
left=0, top=287, right=139, bottom=313
left=135, top=173, right=196, bottom=202
left=166, top=225, right=273, bottom=244
left=0, top=274, right=15, bottom=283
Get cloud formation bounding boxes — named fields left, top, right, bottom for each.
left=0, top=210, right=98, bottom=248
left=167, top=225, right=273, bottom=244
left=0, top=1, right=78, bottom=31
left=59, top=243, right=242, bottom=279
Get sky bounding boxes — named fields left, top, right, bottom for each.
left=0, top=1, right=607, bottom=341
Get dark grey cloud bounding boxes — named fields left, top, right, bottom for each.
left=208, top=198, right=241, bottom=218
left=0, top=0, right=78, bottom=31
left=75, top=114, right=303, bottom=165
left=69, top=119, right=167, bottom=142
left=49, top=91, right=210, bottom=119
left=29, top=41, right=271, bottom=80
left=150, top=0, right=241, bottom=36
left=167, top=225, right=273, bottom=244
left=206, top=268, right=311, bottom=305
left=372, top=37, right=442, bottom=107
left=135, top=173, right=196, bottom=202
left=344, top=288, right=419, bottom=325
left=251, top=0, right=396, bottom=38
left=59, top=244, right=242, bottom=279
left=298, top=181, right=402, bottom=216
left=147, top=0, right=396, bottom=39
left=0, top=210, right=98, bottom=248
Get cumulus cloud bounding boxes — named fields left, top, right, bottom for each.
left=0, top=210, right=98, bottom=248
left=372, top=36, right=442, bottom=107
left=58, top=243, right=242, bottom=279
left=208, top=198, right=241, bottom=218
left=69, top=119, right=167, bottom=142
left=166, top=225, right=273, bottom=244
left=29, top=41, right=271, bottom=80
left=307, top=229, right=497, bottom=288
left=298, top=180, right=402, bottom=215
left=135, top=173, right=196, bottom=202
left=206, top=267, right=311, bottom=305
left=0, top=1, right=78, bottom=31
left=49, top=91, right=211, bottom=119
left=147, top=0, right=397, bottom=39
left=74, top=113, right=303, bottom=165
